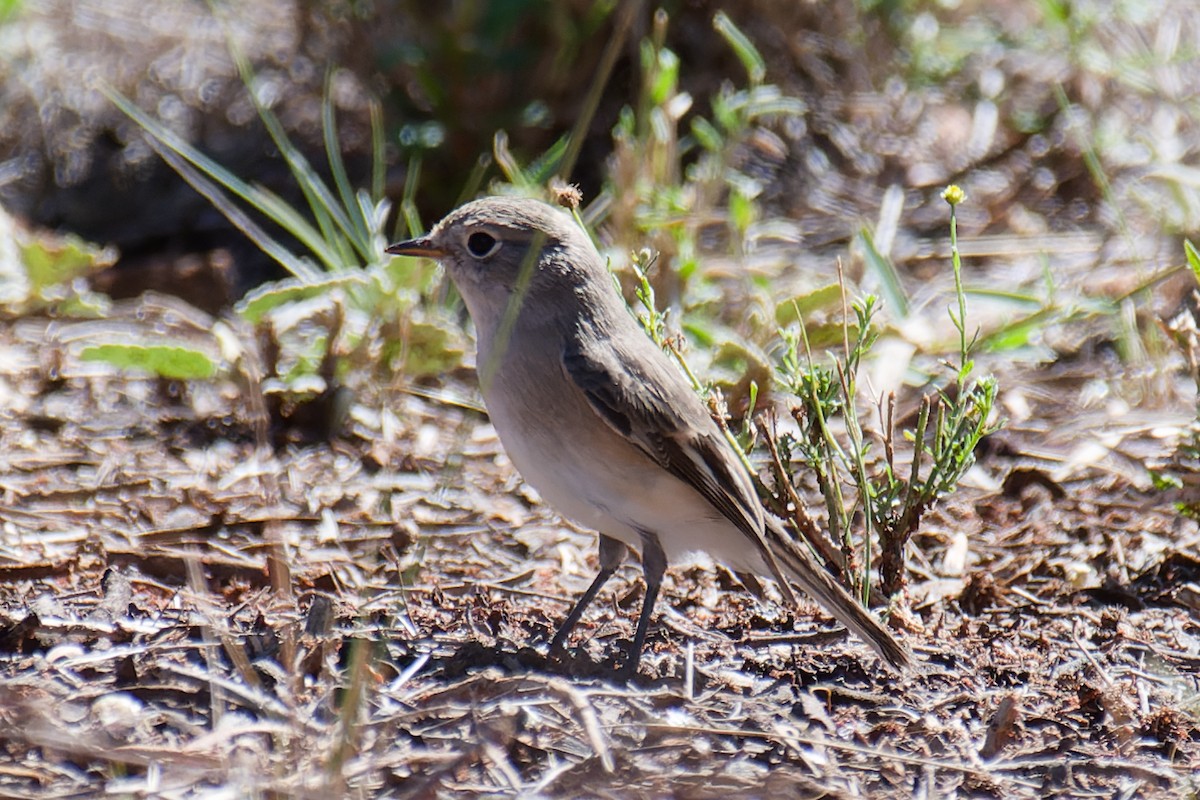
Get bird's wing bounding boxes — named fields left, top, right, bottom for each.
left=562, top=333, right=766, bottom=545
left=564, top=330, right=912, bottom=671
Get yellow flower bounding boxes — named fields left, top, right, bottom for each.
left=941, top=184, right=967, bottom=206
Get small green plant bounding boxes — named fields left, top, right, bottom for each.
left=97, top=41, right=463, bottom=415
left=614, top=181, right=1000, bottom=604
left=590, top=12, right=999, bottom=603
left=772, top=187, right=1000, bottom=599
left=604, top=9, right=804, bottom=317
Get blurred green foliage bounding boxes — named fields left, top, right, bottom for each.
left=0, top=0, right=21, bottom=23
left=0, top=210, right=113, bottom=317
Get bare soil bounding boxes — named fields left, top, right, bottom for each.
left=0, top=300, right=1196, bottom=798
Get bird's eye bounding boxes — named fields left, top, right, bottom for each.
left=466, top=231, right=500, bottom=258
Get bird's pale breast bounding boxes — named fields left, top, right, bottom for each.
left=482, top=350, right=770, bottom=575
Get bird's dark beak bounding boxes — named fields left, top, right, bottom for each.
left=385, top=236, right=445, bottom=259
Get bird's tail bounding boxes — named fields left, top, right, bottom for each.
left=760, top=519, right=912, bottom=671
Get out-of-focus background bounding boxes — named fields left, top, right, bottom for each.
left=5, top=1, right=1197, bottom=301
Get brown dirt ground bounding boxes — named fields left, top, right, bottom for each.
left=0, top=294, right=1197, bottom=798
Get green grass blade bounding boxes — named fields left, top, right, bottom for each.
left=256, top=98, right=362, bottom=265
left=1184, top=239, right=1199, bottom=285
left=106, top=85, right=340, bottom=277
left=149, top=143, right=319, bottom=279
left=398, top=153, right=425, bottom=240
left=712, top=11, right=765, bottom=87
left=323, top=73, right=370, bottom=246
left=963, top=287, right=1047, bottom=308
left=227, top=46, right=371, bottom=266
left=358, top=190, right=384, bottom=241
left=977, top=307, right=1059, bottom=352
left=370, top=100, right=385, bottom=204
left=856, top=226, right=910, bottom=319
left=493, top=131, right=532, bottom=189
left=524, top=135, right=569, bottom=186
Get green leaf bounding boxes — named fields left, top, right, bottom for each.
left=0, top=0, right=22, bottom=22
left=775, top=284, right=844, bottom=326
left=81, top=344, right=217, bottom=380
left=370, top=100, right=386, bottom=202
left=615, top=105, right=636, bottom=139
left=711, top=91, right=737, bottom=133
left=690, top=117, right=723, bottom=151
left=235, top=273, right=369, bottom=325
left=856, top=226, right=910, bottom=319
left=712, top=11, right=765, bottom=86
left=802, top=321, right=859, bottom=350
left=19, top=234, right=116, bottom=294
left=730, top=86, right=806, bottom=120
left=681, top=321, right=714, bottom=347
left=650, top=47, right=680, bottom=105
left=712, top=338, right=767, bottom=372
left=381, top=319, right=464, bottom=378
left=56, top=291, right=112, bottom=318
left=979, top=307, right=1058, bottom=352
left=386, top=257, right=443, bottom=298
left=1149, top=470, right=1183, bottom=491
left=1185, top=239, right=1200, bottom=285
left=493, top=130, right=536, bottom=189
left=964, top=287, right=1046, bottom=308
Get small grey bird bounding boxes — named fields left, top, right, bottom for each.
left=386, top=196, right=910, bottom=675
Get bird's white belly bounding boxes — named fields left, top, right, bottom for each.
left=483, top=382, right=768, bottom=575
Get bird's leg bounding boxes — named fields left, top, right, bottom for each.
left=549, top=533, right=627, bottom=652
left=620, top=531, right=667, bottom=678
